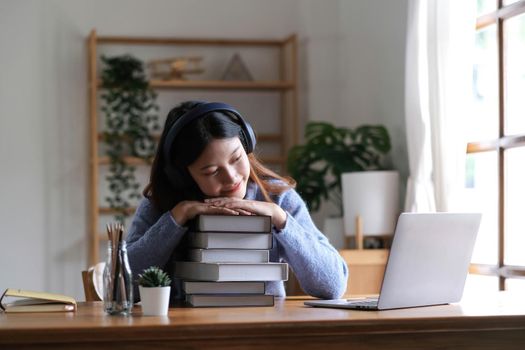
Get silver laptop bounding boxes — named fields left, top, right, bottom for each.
left=304, top=212, right=481, bottom=310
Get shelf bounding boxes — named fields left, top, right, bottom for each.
left=96, top=36, right=288, bottom=47
left=99, top=207, right=137, bottom=215
left=97, top=132, right=283, bottom=142
left=98, top=155, right=284, bottom=166
left=97, top=80, right=295, bottom=90
left=98, top=156, right=152, bottom=166
left=88, top=29, right=298, bottom=267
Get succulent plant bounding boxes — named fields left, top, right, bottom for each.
left=137, top=266, right=171, bottom=287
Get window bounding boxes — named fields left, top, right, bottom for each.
left=467, top=0, right=525, bottom=290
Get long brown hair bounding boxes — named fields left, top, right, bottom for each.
left=247, top=154, right=295, bottom=202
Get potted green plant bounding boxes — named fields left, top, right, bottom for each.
left=287, top=122, right=394, bottom=249
left=287, top=121, right=392, bottom=216
left=137, top=266, right=171, bottom=316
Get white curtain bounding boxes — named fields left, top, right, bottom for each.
left=404, top=0, right=476, bottom=212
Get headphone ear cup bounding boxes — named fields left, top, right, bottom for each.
left=240, top=119, right=256, bottom=154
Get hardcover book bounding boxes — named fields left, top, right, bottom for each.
left=0, top=288, right=77, bottom=313
left=183, top=281, right=266, bottom=294
left=193, top=214, right=271, bottom=233
left=186, top=294, right=274, bottom=307
left=189, top=232, right=273, bottom=249
left=188, top=249, right=269, bottom=263
left=174, top=262, right=288, bottom=282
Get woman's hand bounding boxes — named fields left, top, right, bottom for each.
left=171, top=200, right=241, bottom=226
left=204, top=198, right=287, bottom=230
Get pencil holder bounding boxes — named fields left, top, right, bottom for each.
left=103, top=240, right=133, bottom=315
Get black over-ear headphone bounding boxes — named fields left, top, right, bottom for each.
left=163, top=102, right=256, bottom=188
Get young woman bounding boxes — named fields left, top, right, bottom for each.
left=126, top=101, right=348, bottom=302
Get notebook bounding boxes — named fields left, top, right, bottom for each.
left=304, top=212, right=481, bottom=310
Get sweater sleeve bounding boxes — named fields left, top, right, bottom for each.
left=126, top=198, right=188, bottom=301
left=273, top=189, right=348, bottom=299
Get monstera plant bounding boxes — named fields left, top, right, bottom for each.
left=100, top=54, right=160, bottom=222
left=287, top=121, right=391, bottom=216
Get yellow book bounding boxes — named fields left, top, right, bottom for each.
left=0, top=288, right=77, bottom=313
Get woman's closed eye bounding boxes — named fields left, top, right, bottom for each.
left=203, top=168, right=219, bottom=177
left=232, top=154, right=242, bottom=163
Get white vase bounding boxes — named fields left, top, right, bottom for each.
left=139, top=286, right=171, bottom=316
left=341, top=171, right=400, bottom=237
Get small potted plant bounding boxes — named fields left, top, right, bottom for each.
left=137, top=266, right=172, bottom=316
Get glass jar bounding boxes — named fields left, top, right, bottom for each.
left=103, top=240, right=133, bottom=315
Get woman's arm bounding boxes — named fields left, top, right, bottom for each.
left=274, top=189, right=348, bottom=299
left=127, top=198, right=240, bottom=271
left=126, top=197, right=244, bottom=301
left=126, top=198, right=188, bottom=301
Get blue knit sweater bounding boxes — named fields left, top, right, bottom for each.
left=126, top=181, right=348, bottom=302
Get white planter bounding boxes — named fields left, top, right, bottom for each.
left=139, top=286, right=171, bottom=316
left=341, top=171, right=400, bottom=237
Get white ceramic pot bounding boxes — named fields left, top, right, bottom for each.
left=341, top=171, right=400, bottom=237
left=139, top=286, right=171, bottom=316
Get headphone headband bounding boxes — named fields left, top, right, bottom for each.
left=163, top=102, right=256, bottom=183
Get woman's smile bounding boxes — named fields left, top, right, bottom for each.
left=221, top=181, right=242, bottom=195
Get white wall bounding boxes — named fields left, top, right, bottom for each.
left=0, top=0, right=408, bottom=299
left=306, top=0, right=409, bottom=222
left=337, top=0, right=409, bottom=179
left=0, top=0, right=47, bottom=292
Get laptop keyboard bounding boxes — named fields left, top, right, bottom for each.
left=346, top=299, right=379, bottom=309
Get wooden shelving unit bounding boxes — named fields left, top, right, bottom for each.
left=87, top=29, right=298, bottom=266
left=97, top=80, right=294, bottom=90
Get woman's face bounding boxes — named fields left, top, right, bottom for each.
left=187, top=137, right=250, bottom=199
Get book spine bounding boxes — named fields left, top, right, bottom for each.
left=182, top=281, right=266, bottom=294
left=195, top=215, right=272, bottom=232
left=186, top=294, right=274, bottom=307
left=188, top=249, right=270, bottom=263
left=189, top=232, right=273, bottom=249
left=175, top=262, right=289, bottom=282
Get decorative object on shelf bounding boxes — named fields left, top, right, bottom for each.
left=287, top=122, right=392, bottom=248
left=148, top=56, right=204, bottom=80
left=100, top=55, right=160, bottom=222
left=341, top=171, right=399, bottom=249
left=222, top=53, right=253, bottom=81
left=137, top=266, right=172, bottom=316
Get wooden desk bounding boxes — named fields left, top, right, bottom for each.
left=1, top=293, right=525, bottom=349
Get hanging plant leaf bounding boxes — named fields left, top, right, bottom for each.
left=101, top=54, right=160, bottom=222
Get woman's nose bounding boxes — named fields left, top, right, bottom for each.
left=222, top=166, right=237, bottom=183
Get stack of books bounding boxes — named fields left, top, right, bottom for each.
left=174, top=214, right=288, bottom=307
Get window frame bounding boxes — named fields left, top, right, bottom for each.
left=469, top=0, right=525, bottom=289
